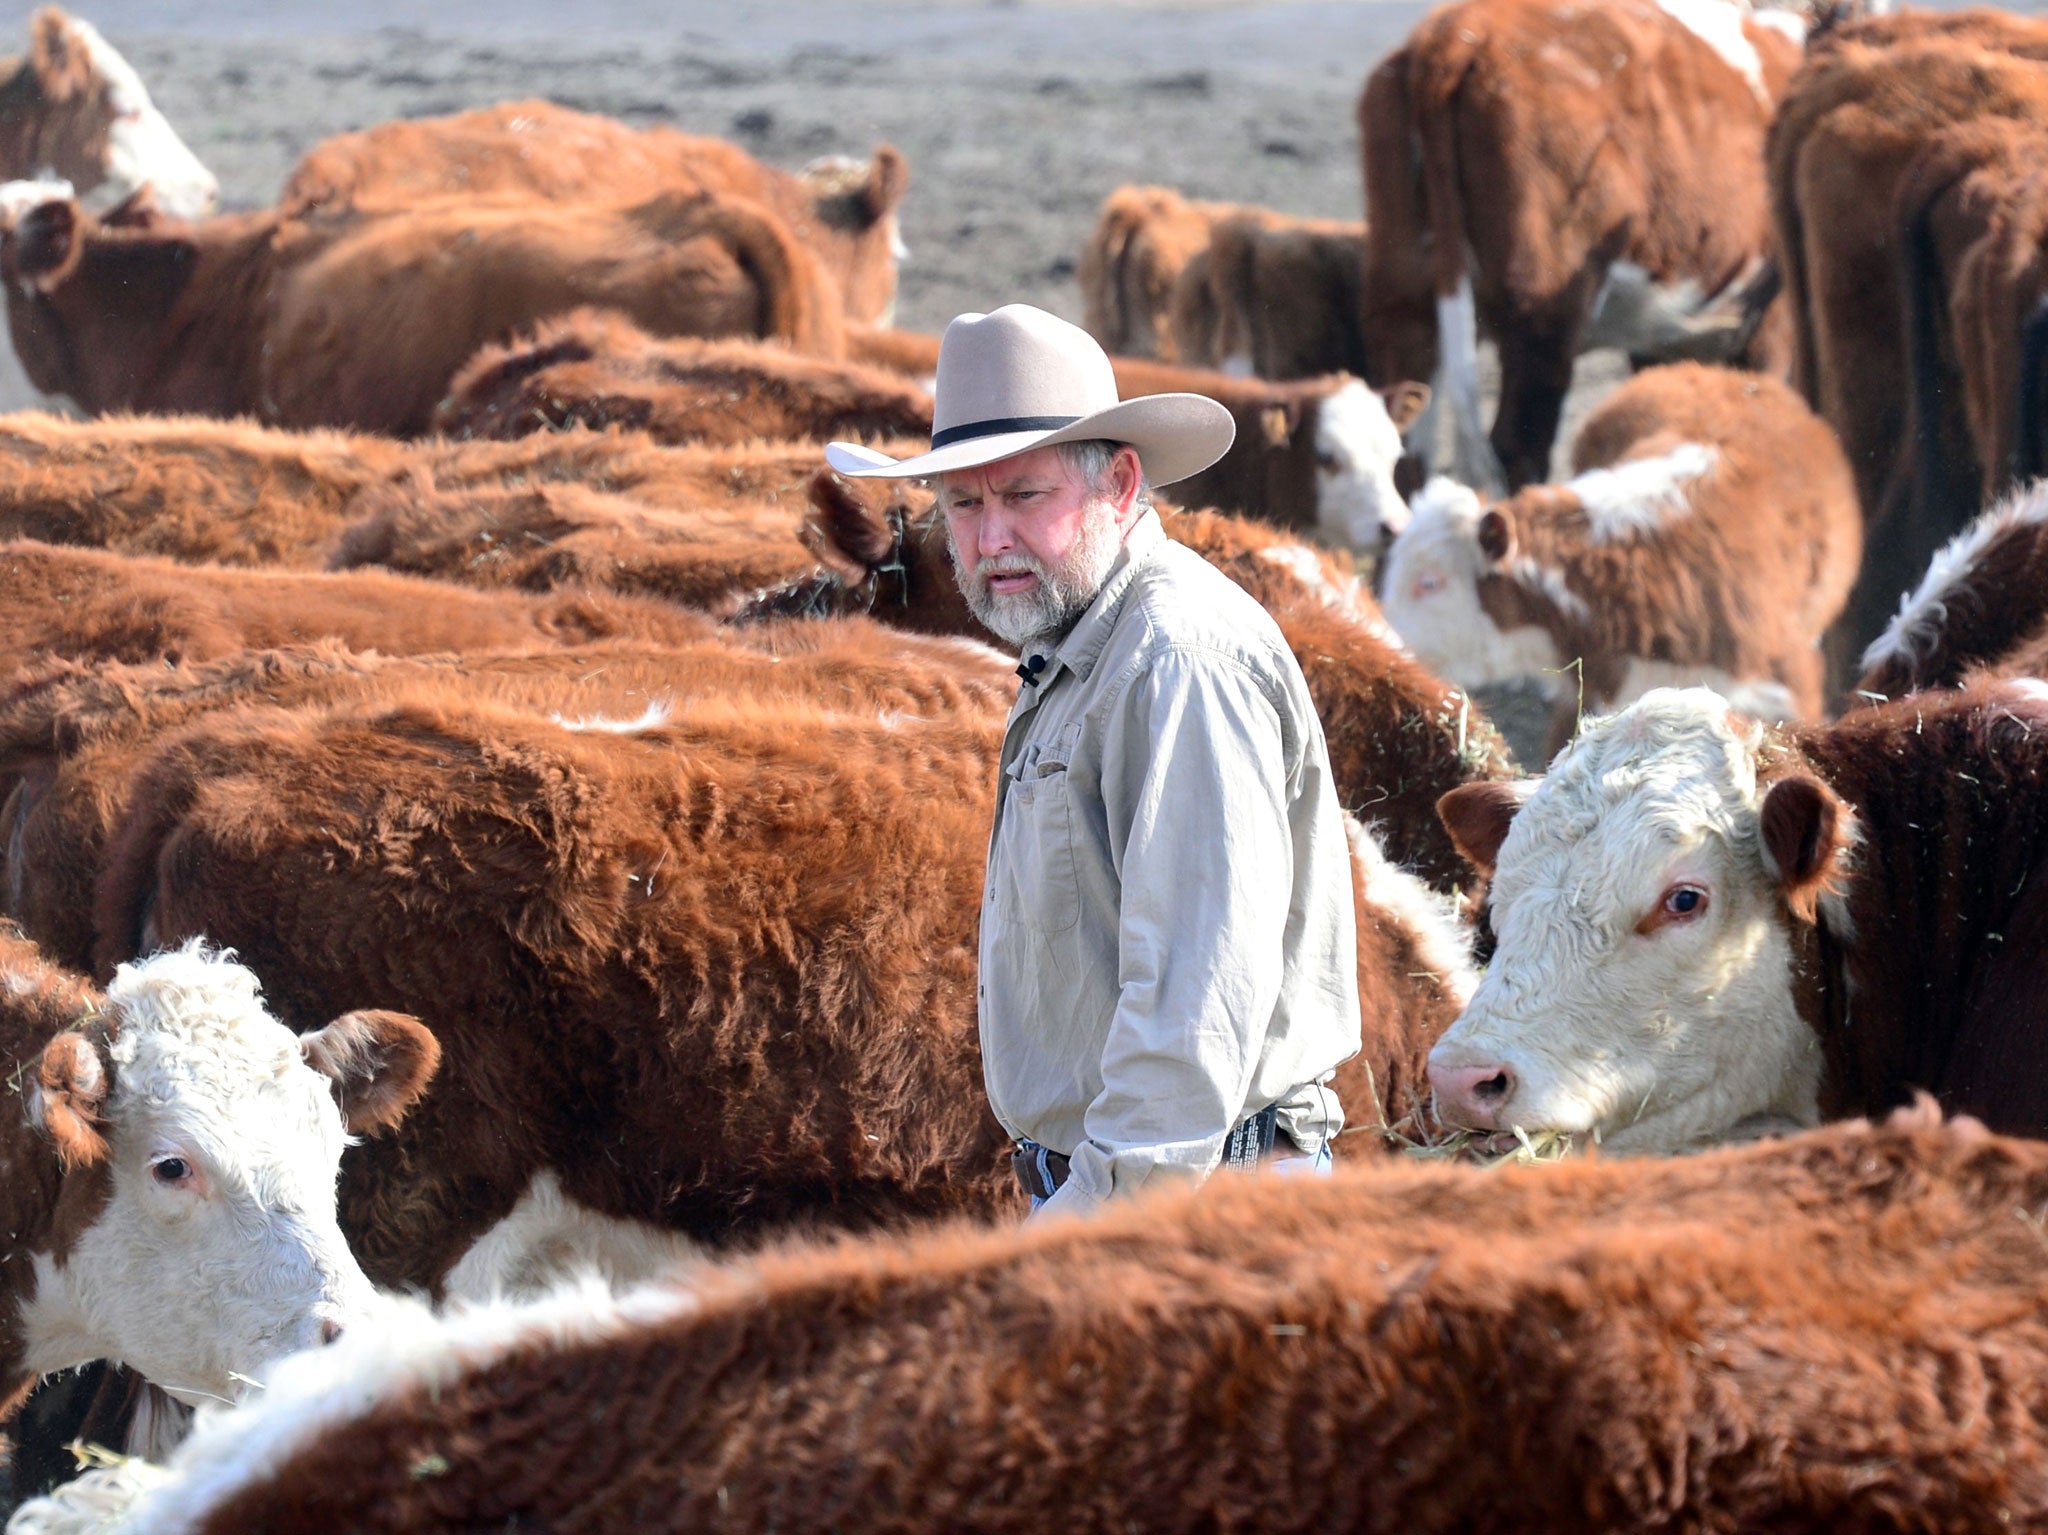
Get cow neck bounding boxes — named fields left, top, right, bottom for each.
left=1776, top=694, right=2048, bottom=1119
left=0, top=962, right=100, bottom=1414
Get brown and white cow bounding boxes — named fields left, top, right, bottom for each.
left=0, top=10, right=214, bottom=218
left=1, top=184, right=844, bottom=433
left=433, top=309, right=934, bottom=446
left=1361, top=0, right=1802, bottom=490
left=1381, top=363, right=1861, bottom=752
left=1428, top=679, right=2048, bottom=1151
left=1856, top=478, right=2048, bottom=698
left=1176, top=208, right=1369, bottom=381
left=1076, top=184, right=1239, bottom=362
left=0, top=928, right=435, bottom=1445
left=278, top=100, right=908, bottom=328
left=848, top=327, right=1428, bottom=549
left=1768, top=19, right=2048, bottom=652
left=29, top=1105, right=2048, bottom=1535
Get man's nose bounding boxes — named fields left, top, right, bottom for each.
left=977, top=505, right=1017, bottom=557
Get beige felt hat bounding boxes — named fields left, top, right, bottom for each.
left=825, top=304, right=1235, bottom=485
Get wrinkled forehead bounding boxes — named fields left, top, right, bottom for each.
left=1494, top=696, right=1759, bottom=919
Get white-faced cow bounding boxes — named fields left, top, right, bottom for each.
left=1428, top=682, right=2048, bottom=1152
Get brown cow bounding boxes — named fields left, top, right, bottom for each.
left=0, top=8, right=215, bottom=216
left=278, top=100, right=908, bottom=328
left=1176, top=208, right=1369, bottom=380
left=28, top=1106, right=2048, bottom=1535
left=1429, top=678, right=2048, bottom=1151
left=739, top=479, right=1517, bottom=894
left=433, top=309, right=934, bottom=446
left=1075, top=184, right=1238, bottom=361
left=848, top=327, right=1428, bottom=548
left=1382, top=364, right=1861, bottom=753
left=1855, top=478, right=2048, bottom=698
left=1362, top=0, right=1802, bottom=490
left=0, top=539, right=722, bottom=677
left=1, top=183, right=844, bottom=434
left=1768, top=19, right=2048, bottom=652
left=1895, top=117, right=2048, bottom=518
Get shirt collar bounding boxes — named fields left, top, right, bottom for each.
left=1022, top=510, right=1167, bottom=688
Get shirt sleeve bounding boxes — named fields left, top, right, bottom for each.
left=1036, top=645, right=1295, bottom=1219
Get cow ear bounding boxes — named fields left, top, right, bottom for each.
left=29, top=1030, right=109, bottom=1170
left=802, top=470, right=898, bottom=581
left=1758, top=774, right=1852, bottom=924
left=300, top=1010, right=441, bottom=1135
left=30, top=10, right=90, bottom=103
left=10, top=197, right=84, bottom=294
left=1379, top=381, right=1431, bottom=433
left=861, top=146, right=910, bottom=221
left=1476, top=507, right=1515, bottom=565
left=1392, top=452, right=1428, bottom=504
left=1437, top=779, right=1535, bottom=878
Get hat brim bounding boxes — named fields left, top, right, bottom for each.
left=825, top=393, right=1237, bottom=488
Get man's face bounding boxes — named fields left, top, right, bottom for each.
left=940, top=445, right=1140, bottom=647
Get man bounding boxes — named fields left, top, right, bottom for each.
left=828, top=305, right=1359, bottom=1217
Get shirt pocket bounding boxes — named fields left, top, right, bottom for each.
left=993, top=722, right=1083, bottom=936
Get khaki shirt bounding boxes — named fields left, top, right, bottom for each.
left=979, top=509, right=1361, bottom=1217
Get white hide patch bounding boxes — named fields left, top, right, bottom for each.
left=17, top=943, right=378, bottom=1409
left=1860, top=480, right=2048, bottom=681
left=442, top=1170, right=706, bottom=1303
left=1256, top=542, right=1412, bottom=654
left=549, top=700, right=673, bottom=734
left=67, top=19, right=219, bottom=219
left=1655, top=0, right=1769, bottom=103
left=1313, top=378, right=1412, bottom=547
left=1382, top=478, right=1566, bottom=691
left=1615, top=660, right=1801, bottom=723
left=1568, top=444, right=1717, bottom=544
left=1750, top=8, right=1808, bottom=46
left=1343, top=814, right=1478, bottom=1007
left=22, top=1278, right=701, bottom=1535
left=1428, top=688, right=1824, bottom=1154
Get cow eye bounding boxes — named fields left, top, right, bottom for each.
left=151, top=1157, right=192, bottom=1185
left=1662, top=885, right=1709, bottom=920
left=1411, top=573, right=1447, bottom=599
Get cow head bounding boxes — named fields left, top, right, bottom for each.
left=20, top=941, right=439, bottom=1405
left=799, top=147, right=909, bottom=328
left=1380, top=477, right=1568, bottom=689
left=1307, top=378, right=1430, bottom=549
left=12, top=9, right=218, bottom=218
left=1425, top=689, right=1838, bottom=1153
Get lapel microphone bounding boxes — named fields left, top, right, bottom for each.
left=1017, top=654, right=1048, bottom=687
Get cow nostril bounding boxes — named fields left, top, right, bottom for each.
left=320, top=1319, right=345, bottom=1346
left=1472, top=1070, right=1512, bottom=1103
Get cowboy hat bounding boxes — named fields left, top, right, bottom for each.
left=825, top=304, right=1235, bottom=485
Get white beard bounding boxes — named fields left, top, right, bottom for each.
left=950, top=499, right=1127, bottom=648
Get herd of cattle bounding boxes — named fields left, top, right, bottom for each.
left=2, top=0, right=2048, bottom=1526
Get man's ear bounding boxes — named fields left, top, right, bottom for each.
left=300, top=1010, right=441, bottom=1134
left=29, top=1030, right=109, bottom=1169
left=1759, top=775, right=1853, bottom=923
left=1437, top=779, right=1536, bottom=878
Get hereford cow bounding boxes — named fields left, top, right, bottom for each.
left=1, top=183, right=844, bottom=434
left=1381, top=364, right=1861, bottom=752
left=1076, top=184, right=1238, bottom=361
left=1856, top=478, right=2048, bottom=698
left=0, top=10, right=215, bottom=218
left=433, top=309, right=934, bottom=446
left=1429, top=679, right=2048, bottom=1152
left=26, top=1106, right=2048, bottom=1535
left=1176, top=208, right=1369, bottom=380
left=278, top=100, right=908, bottom=327
left=1768, top=20, right=2048, bottom=651
left=741, top=478, right=1517, bottom=893
left=0, top=929, right=436, bottom=1456
left=0, top=540, right=719, bottom=675
left=1361, top=0, right=1803, bottom=490
left=1895, top=117, right=2048, bottom=518
left=848, top=328, right=1428, bottom=548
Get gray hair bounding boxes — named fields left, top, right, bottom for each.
left=1055, top=440, right=1154, bottom=515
